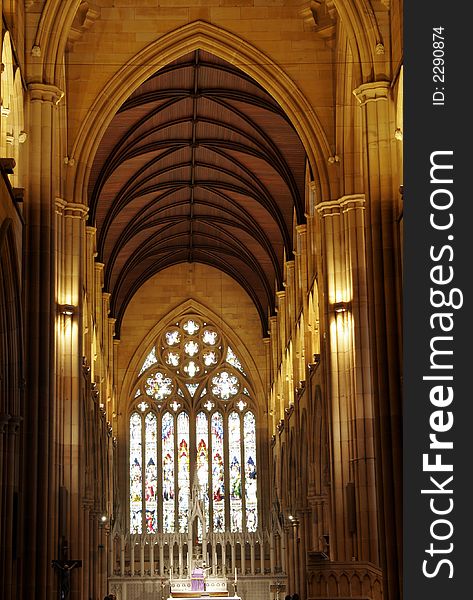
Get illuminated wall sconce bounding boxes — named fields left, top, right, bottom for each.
left=333, top=301, right=350, bottom=314
left=58, top=304, right=75, bottom=316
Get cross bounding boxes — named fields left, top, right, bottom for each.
left=52, top=559, right=82, bottom=600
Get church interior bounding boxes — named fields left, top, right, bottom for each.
left=0, top=1, right=403, bottom=600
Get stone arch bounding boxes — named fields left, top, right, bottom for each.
left=332, top=0, right=384, bottom=82
left=0, top=217, right=23, bottom=417
left=121, top=297, right=265, bottom=408
left=67, top=20, right=333, bottom=206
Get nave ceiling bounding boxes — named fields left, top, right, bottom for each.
left=87, top=50, right=307, bottom=336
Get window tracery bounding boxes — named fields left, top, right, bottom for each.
left=129, top=316, right=258, bottom=535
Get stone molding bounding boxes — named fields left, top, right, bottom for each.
left=28, top=82, right=64, bottom=105
left=353, top=81, right=390, bottom=106
left=316, top=194, right=365, bottom=217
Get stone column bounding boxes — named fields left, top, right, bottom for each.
left=57, top=199, right=88, bottom=599
left=222, top=541, right=226, bottom=574
left=130, top=542, right=135, bottom=576
left=120, top=535, right=125, bottom=576
left=0, top=414, right=8, bottom=598
left=21, top=81, right=63, bottom=600
left=2, top=416, right=21, bottom=600
left=353, top=81, right=402, bottom=600
left=260, top=539, right=265, bottom=575
left=150, top=540, right=155, bottom=576
left=250, top=540, right=255, bottom=575
left=280, top=529, right=286, bottom=574
left=240, top=540, right=246, bottom=576
left=297, top=513, right=306, bottom=600
left=285, top=526, right=293, bottom=594
left=231, top=540, right=236, bottom=573
left=270, top=533, right=275, bottom=574
left=316, top=194, right=379, bottom=566
left=140, top=541, right=145, bottom=576
left=212, top=542, right=217, bottom=575
left=159, top=543, right=164, bottom=576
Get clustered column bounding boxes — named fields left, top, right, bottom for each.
left=353, top=81, right=402, bottom=600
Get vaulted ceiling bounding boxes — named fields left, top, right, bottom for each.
left=88, top=50, right=307, bottom=336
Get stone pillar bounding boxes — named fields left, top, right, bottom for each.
left=231, top=540, right=236, bottom=573
left=298, top=513, right=307, bottom=600
left=270, top=534, right=275, bottom=574
left=2, top=416, right=21, bottom=600
left=0, top=414, right=8, bottom=598
left=120, top=535, right=125, bottom=576
left=250, top=540, right=255, bottom=575
left=212, top=542, right=217, bottom=575
left=316, top=194, right=379, bottom=566
left=353, top=81, right=402, bottom=600
left=159, top=543, right=164, bottom=576
left=150, top=540, right=155, bottom=576
left=260, top=539, right=265, bottom=575
left=140, top=541, right=145, bottom=576
left=291, top=521, right=299, bottom=595
left=130, top=542, right=135, bottom=576
left=57, top=199, right=88, bottom=598
left=222, top=541, right=226, bottom=574
left=285, top=526, right=293, bottom=593
left=280, top=529, right=286, bottom=574
left=21, top=81, right=63, bottom=600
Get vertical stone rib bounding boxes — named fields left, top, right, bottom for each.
left=23, top=82, right=63, bottom=599
left=353, top=81, right=402, bottom=600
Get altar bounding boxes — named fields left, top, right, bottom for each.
left=169, top=575, right=233, bottom=598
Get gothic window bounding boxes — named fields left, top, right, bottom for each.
left=128, top=316, right=258, bottom=534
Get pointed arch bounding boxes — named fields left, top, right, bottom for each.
left=122, top=298, right=265, bottom=404
left=68, top=20, right=333, bottom=205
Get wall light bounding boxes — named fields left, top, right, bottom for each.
left=333, top=301, right=349, bottom=314
left=58, top=304, right=75, bottom=316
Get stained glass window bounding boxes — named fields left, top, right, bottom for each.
left=229, top=411, right=242, bottom=532
left=196, top=411, right=209, bottom=532
left=177, top=412, right=190, bottom=532
left=139, top=347, right=157, bottom=375
left=211, top=412, right=225, bottom=532
left=145, top=372, right=173, bottom=400
left=130, top=412, right=143, bottom=534
left=212, top=371, right=239, bottom=400
left=244, top=411, right=258, bottom=532
left=226, top=346, right=246, bottom=374
left=202, top=329, right=218, bottom=345
left=145, top=413, right=158, bottom=533
left=184, top=340, right=199, bottom=357
left=162, top=412, right=175, bottom=532
left=129, top=316, right=257, bottom=535
left=165, top=329, right=180, bottom=346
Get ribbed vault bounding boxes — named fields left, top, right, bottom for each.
left=88, top=50, right=307, bottom=335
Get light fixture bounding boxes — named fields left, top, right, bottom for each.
left=100, top=514, right=108, bottom=524
left=333, top=301, right=349, bottom=314
left=58, top=304, right=75, bottom=316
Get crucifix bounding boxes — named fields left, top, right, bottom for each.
left=51, top=559, right=82, bottom=600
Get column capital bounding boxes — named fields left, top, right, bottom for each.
left=340, top=194, right=365, bottom=212
left=316, top=194, right=365, bottom=217
left=296, top=223, right=307, bottom=235
left=353, top=80, right=390, bottom=106
left=28, top=82, right=65, bottom=105
left=63, top=202, right=89, bottom=220
left=55, top=197, right=67, bottom=214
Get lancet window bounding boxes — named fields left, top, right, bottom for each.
left=129, top=316, right=258, bottom=535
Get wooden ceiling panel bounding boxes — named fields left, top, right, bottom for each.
left=89, top=50, right=307, bottom=336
